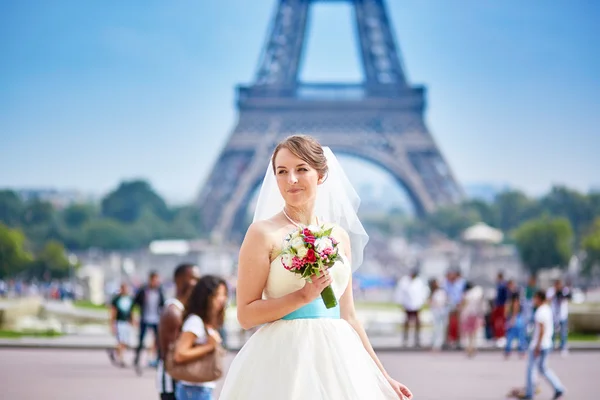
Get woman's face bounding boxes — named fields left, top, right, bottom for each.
left=274, top=148, right=321, bottom=208
left=211, top=284, right=228, bottom=312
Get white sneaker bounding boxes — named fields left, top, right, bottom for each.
left=560, top=348, right=569, bottom=357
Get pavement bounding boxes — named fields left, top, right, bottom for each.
left=1, top=348, right=598, bottom=399
left=1, top=329, right=599, bottom=352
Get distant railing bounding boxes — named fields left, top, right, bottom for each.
left=237, top=82, right=421, bottom=102
left=296, top=83, right=366, bottom=100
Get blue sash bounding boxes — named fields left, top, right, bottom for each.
left=281, top=298, right=341, bottom=320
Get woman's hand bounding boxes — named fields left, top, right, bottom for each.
left=298, top=270, right=332, bottom=303
left=387, top=377, right=413, bottom=399
left=207, top=329, right=222, bottom=346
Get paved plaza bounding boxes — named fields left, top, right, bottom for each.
left=0, top=349, right=598, bottom=399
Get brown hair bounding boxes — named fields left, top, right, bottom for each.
left=185, top=275, right=228, bottom=328
left=271, top=135, right=328, bottom=179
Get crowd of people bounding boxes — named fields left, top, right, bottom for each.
left=393, top=269, right=572, bottom=399
left=107, top=266, right=229, bottom=400
left=108, top=263, right=572, bottom=400
left=394, top=269, right=573, bottom=357
left=0, top=278, right=78, bottom=300
left=393, top=266, right=485, bottom=355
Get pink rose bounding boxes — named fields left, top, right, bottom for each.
left=304, top=235, right=315, bottom=245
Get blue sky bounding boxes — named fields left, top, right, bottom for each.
left=1, top=0, right=599, bottom=205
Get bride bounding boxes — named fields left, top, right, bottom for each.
left=218, top=135, right=413, bottom=400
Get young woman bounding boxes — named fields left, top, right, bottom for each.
left=218, top=135, right=413, bottom=400
left=174, top=275, right=228, bottom=400
left=460, top=281, right=485, bottom=358
left=428, top=278, right=448, bottom=352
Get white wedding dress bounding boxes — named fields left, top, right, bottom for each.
left=218, top=247, right=398, bottom=400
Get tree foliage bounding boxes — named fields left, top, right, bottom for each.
left=0, top=180, right=206, bottom=278
left=101, top=180, right=170, bottom=223
left=27, top=240, right=74, bottom=279
left=0, top=190, right=24, bottom=227
left=0, top=223, right=33, bottom=278
left=1, top=179, right=598, bottom=279
left=513, top=217, right=573, bottom=274
left=582, top=218, right=600, bottom=276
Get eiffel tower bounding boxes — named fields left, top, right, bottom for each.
left=197, top=0, right=463, bottom=244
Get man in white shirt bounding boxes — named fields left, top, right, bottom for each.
left=520, top=290, right=565, bottom=399
left=394, top=268, right=429, bottom=347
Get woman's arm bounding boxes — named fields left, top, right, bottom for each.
left=236, top=222, right=331, bottom=330
left=109, top=305, right=117, bottom=335
left=340, top=275, right=391, bottom=378
left=337, top=228, right=412, bottom=399
left=173, top=331, right=215, bottom=363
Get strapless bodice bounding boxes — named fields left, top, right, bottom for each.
left=263, top=253, right=350, bottom=303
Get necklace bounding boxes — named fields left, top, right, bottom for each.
left=282, top=208, right=301, bottom=227
left=282, top=208, right=318, bottom=227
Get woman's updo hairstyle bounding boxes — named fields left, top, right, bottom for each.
left=271, top=135, right=328, bottom=180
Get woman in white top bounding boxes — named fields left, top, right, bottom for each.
left=428, top=278, right=448, bottom=351
left=174, top=275, right=228, bottom=400
left=459, top=281, right=485, bottom=357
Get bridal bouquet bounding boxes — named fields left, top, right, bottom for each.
left=280, top=224, right=341, bottom=309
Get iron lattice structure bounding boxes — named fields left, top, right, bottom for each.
left=197, top=0, right=463, bottom=243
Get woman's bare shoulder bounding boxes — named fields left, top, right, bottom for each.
left=244, top=217, right=289, bottom=252
left=246, top=217, right=286, bottom=239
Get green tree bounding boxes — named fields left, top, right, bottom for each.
left=540, top=185, right=593, bottom=238
left=28, top=240, right=74, bottom=279
left=0, top=190, right=24, bottom=227
left=167, top=206, right=203, bottom=239
left=83, top=219, right=136, bottom=249
left=582, top=218, right=600, bottom=276
left=130, top=207, right=170, bottom=244
left=425, top=205, right=480, bottom=239
left=463, top=199, right=497, bottom=227
left=513, top=217, right=573, bottom=274
left=21, top=199, right=54, bottom=226
left=588, top=192, right=600, bottom=219
left=22, top=217, right=66, bottom=252
left=62, top=203, right=97, bottom=228
left=101, top=180, right=170, bottom=223
left=494, top=190, right=540, bottom=232
left=0, top=223, right=33, bottom=278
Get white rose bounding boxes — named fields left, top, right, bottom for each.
left=295, top=245, right=308, bottom=259
left=315, top=237, right=333, bottom=253
left=290, top=236, right=303, bottom=249
left=290, top=237, right=308, bottom=258
left=281, top=253, right=294, bottom=268
left=307, top=224, right=319, bottom=234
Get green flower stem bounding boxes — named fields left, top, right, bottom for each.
left=321, top=285, right=338, bottom=309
